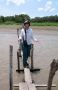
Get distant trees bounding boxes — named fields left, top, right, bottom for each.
left=31, top=15, right=58, bottom=23
left=0, top=16, right=5, bottom=23
left=0, top=14, right=30, bottom=24
left=15, top=14, right=30, bottom=23
left=0, top=14, right=58, bottom=24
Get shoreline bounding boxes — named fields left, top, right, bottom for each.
left=0, top=26, right=58, bottom=32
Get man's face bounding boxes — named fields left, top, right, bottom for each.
left=24, top=23, right=29, bottom=30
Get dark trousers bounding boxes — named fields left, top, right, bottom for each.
left=22, top=44, right=31, bottom=66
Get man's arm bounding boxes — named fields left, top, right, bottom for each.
left=31, top=29, right=38, bottom=42
left=18, top=29, right=23, bottom=41
left=18, top=29, right=23, bottom=50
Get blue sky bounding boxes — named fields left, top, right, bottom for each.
left=0, top=0, right=58, bottom=18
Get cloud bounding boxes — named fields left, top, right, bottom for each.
left=49, top=8, right=55, bottom=12
left=37, top=0, right=41, bottom=2
left=38, top=8, right=43, bottom=11
left=38, top=1, right=55, bottom=12
left=7, top=0, right=27, bottom=6
left=19, top=12, right=26, bottom=14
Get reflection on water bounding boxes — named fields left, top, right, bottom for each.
left=0, top=30, right=58, bottom=90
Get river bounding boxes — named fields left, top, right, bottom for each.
left=0, top=28, right=58, bottom=90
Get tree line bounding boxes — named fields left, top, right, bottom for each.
left=0, top=14, right=58, bottom=24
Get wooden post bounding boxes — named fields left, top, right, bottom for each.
left=31, top=44, right=34, bottom=69
left=47, top=59, right=58, bottom=90
left=9, top=45, right=13, bottom=90
left=17, top=49, right=20, bottom=71
left=17, top=28, right=20, bottom=72
left=17, top=28, right=19, bottom=38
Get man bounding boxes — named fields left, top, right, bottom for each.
left=19, top=20, right=34, bottom=68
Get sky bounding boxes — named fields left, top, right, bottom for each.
left=0, top=0, right=58, bottom=18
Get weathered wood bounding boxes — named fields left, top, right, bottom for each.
left=13, top=83, right=56, bottom=87
left=28, top=84, right=37, bottom=90
left=47, top=59, right=58, bottom=90
left=17, top=49, right=20, bottom=71
left=31, top=44, right=34, bottom=69
left=19, top=83, right=28, bottom=90
left=35, top=84, right=56, bottom=87
left=13, top=84, right=19, bottom=87
left=9, top=45, right=13, bottom=90
left=17, top=28, right=19, bottom=38
left=24, top=68, right=37, bottom=90
left=24, top=68, right=32, bottom=83
left=19, top=83, right=36, bottom=90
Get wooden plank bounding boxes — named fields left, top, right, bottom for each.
left=13, top=84, right=56, bottom=87
left=24, top=68, right=32, bottom=83
left=28, top=84, right=37, bottom=90
left=13, top=84, right=19, bottom=87
left=19, top=83, right=28, bottom=90
left=19, top=83, right=36, bottom=90
left=35, top=84, right=56, bottom=87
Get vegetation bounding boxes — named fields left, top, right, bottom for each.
left=31, top=22, right=58, bottom=26
left=0, top=14, right=58, bottom=26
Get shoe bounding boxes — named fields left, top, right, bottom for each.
left=23, top=63, right=29, bottom=68
left=26, top=65, right=29, bottom=68
left=19, top=55, right=22, bottom=57
left=26, top=62, right=29, bottom=66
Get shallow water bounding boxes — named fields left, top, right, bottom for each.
left=0, top=29, right=58, bottom=90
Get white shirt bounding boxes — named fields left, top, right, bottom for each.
left=19, top=28, right=34, bottom=45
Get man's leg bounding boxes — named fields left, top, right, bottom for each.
left=23, top=46, right=28, bottom=67
left=25, top=45, right=31, bottom=66
left=27, top=45, right=31, bottom=58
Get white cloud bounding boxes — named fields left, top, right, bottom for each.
left=38, top=1, right=55, bottom=12
left=45, top=1, right=52, bottom=9
left=38, top=8, right=43, bottom=11
left=37, top=0, right=41, bottom=2
left=19, top=12, right=26, bottom=14
left=7, top=0, right=27, bottom=6
left=49, top=8, right=55, bottom=12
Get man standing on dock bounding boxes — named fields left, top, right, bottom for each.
left=19, top=20, right=35, bottom=68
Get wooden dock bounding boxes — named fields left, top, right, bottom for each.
left=19, top=68, right=37, bottom=90
left=9, top=45, right=57, bottom=90
left=14, top=67, right=56, bottom=90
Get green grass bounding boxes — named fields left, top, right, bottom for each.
left=0, top=24, right=21, bottom=29
left=0, top=22, right=58, bottom=28
left=31, top=22, right=58, bottom=26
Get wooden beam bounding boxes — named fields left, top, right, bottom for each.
left=9, top=45, right=13, bottom=90
left=19, top=83, right=36, bottom=90
left=35, top=84, right=56, bottom=87
left=19, top=83, right=28, bottom=90
left=13, top=84, right=19, bottom=87
left=31, top=44, right=34, bottom=69
left=24, top=68, right=32, bottom=83
left=13, top=84, right=56, bottom=87
left=17, top=49, right=20, bottom=71
left=14, top=83, right=56, bottom=90
left=28, top=84, right=37, bottom=90
left=17, top=28, right=19, bottom=38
